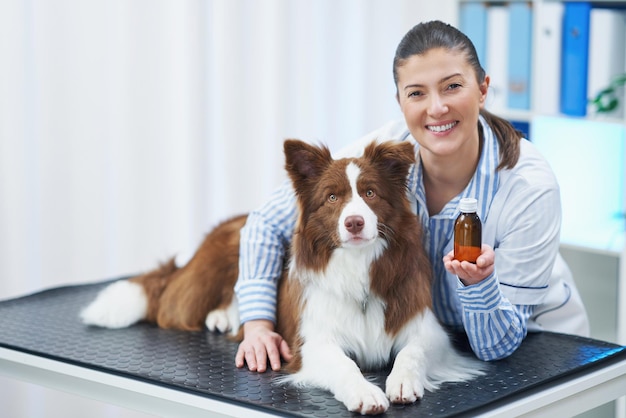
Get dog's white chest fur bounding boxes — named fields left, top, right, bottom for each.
left=297, top=243, right=393, bottom=369
left=288, top=245, right=484, bottom=414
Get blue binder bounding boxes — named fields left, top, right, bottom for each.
left=560, top=2, right=592, bottom=116
left=507, top=2, right=533, bottom=110
left=459, top=2, right=487, bottom=68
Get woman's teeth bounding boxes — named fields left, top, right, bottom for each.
left=427, top=121, right=457, bottom=133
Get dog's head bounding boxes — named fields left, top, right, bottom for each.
left=284, top=139, right=415, bottom=269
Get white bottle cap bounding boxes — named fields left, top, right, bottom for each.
left=459, top=197, right=478, bottom=213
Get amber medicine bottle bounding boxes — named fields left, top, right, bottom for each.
left=454, top=198, right=482, bottom=263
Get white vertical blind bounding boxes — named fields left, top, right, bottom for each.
left=0, top=0, right=455, bottom=303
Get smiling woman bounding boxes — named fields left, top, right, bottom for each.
left=395, top=48, right=487, bottom=216
left=234, top=20, right=589, bottom=377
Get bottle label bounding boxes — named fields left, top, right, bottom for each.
left=454, top=244, right=481, bottom=263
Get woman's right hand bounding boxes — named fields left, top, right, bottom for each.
left=443, top=244, right=495, bottom=286
left=235, top=319, right=293, bottom=372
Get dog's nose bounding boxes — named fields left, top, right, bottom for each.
left=344, top=215, right=364, bottom=234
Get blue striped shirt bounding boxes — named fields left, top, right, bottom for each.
left=235, top=117, right=554, bottom=361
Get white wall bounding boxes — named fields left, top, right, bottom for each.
left=0, top=1, right=457, bottom=416
left=0, top=0, right=457, bottom=301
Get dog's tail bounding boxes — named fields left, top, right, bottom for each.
left=80, top=258, right=179, bottom=329
left=424, top=345, right=487, bottom=392
left=80, top=214, right=248, bottom=332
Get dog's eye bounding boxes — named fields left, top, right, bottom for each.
left=365, top=189, right=376, bottom=199
left=328, top=194, right=338, bottom=203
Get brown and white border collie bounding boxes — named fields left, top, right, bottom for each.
left=81, top=139, right=484, bottom=414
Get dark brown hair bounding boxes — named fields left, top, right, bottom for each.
left=393, top=20, right=521, bottom=170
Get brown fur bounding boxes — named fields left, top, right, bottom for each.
left=357, top=141, right=432, bottom=335
left=284, top=139, right=432, bottom=337
left=275, top=273, right=304, bottom=372
left=128, top=139, right=430, bottom=371
left=131, top=214, right=247, bottom=331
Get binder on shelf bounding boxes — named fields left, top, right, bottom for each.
left=532, top=1, right=564, bottom=115
left=459, top=2, right=487, bottom=69
left=511, top=120, right=530, bottom=140
left=507, top=2, right=533, bottom=110
left=485, top=4, right=509, bottom=112
left=587, top=8, right=626, bottom=119
left=560, top=1, right=592, bottom=117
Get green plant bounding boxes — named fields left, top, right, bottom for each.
left=589, top=73, right=626, bottom=114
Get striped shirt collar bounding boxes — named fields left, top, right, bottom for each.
left=404, top=115, right=501, bottom=326
left=406, top=115, right=500, bottom=223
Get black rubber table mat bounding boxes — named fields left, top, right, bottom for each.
left=1, top=280, right=625, bottom=417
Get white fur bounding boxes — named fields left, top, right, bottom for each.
left=280, top=162, right=485, bottom=414
left=287, top=254, right=485, bottom=414
left=338, top=163, right=379, bottom=245
left=205, top=297, right=240, bottom=336
left=80, top=280, right=148, bottom=328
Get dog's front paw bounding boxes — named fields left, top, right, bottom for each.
left=80, top=280, right=147, bottom=329
left=337, top=380, right=389, bottom=415
left=385, top=369, right=424, bottom=404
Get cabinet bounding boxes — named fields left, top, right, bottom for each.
left=459, top=0, right=626, bottom=125
left=457, top=1, right=626, bottom=416
left=458, top=0, right=626, bottom=341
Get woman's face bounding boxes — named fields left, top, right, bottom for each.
left=395, top=48, right=489, bottom=160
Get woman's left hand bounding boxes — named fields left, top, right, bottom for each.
left=443, top=244, right=495, bottom=286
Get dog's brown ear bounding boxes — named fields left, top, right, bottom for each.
left=284, top=139, right=333, bottom=187
left=363, top=140, right=416, bottom=185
